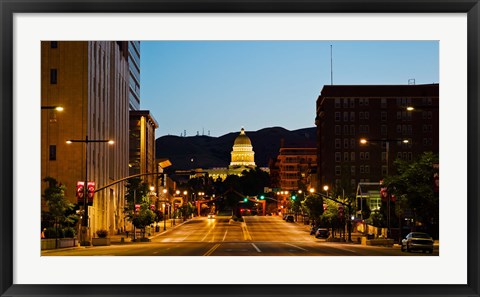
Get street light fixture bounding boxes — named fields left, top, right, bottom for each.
left=66, top=135, right=114, bottom=246
left=41, top=105, right=64, bottom=111
left=359, top=137, right=410, bottom=239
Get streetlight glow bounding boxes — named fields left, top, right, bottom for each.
left=108, top=140, right=114, bottom=145
left=406, top=106, right=415, bottom=111
left=360, top=138, right=368, bottom=144
left=163, top=189, right=167, bottom=194
left=66, top=140, right=72, bottom=144
left=309, top=188, right=315, bottom=193
left=323, top=185, right=329, bottom=192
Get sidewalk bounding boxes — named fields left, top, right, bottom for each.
left=292, top=216, right=364, bottom=244
left=110, top=217, right=193, bottom=244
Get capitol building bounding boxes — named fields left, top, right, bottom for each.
left=194, top=127, right=268, bottom=181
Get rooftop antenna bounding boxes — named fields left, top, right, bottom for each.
left=408, top=79, right=416, bottom=85
left=202, top=127, right=204, bottom=136
left=330, top=44, right=334, bottom=85
left=184, top=130, right=186, bottom=137
left=208, top=130, right=210, bottom=136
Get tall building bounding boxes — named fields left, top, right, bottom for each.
left=275, top=147, right=317, bottom=191
left=315, top=84, right=439, bottom=195
left=129, top=110, right=158, bottom=186
left=41, top=41, right=130, bottom=238
left=128, top=41, right=141, bottom=110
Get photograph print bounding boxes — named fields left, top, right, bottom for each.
left=40, top=40, right=439, bottom=257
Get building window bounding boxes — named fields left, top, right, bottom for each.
left=365, top=165, right=370, bottom=173
left=344, top=152, right=349, bottom=161
left=381, top=111, right=387, bottom=121
left=50, top=69, right=57, bottom=84
left=335, top=166, right=341, bottom=175
left=397, top=125, right=402, bottom=134
left=408, top=152, right=413, bottom=161
left=344, top=139, right=349, bottom=149
left=51, top=41, right=58, bottom=48
left=365, top=98, right=369, bottom=106
left=397, top=152, right=403, bottom=159
left=360, top=165, right=364, bottom=174
left=350, top=98, right=355, bottom=108
left=49, top=145, right=56, bottom=161
left=360, top=152, right=365, bottom=160
left=382, top=166, right=388, bottom=176
left=351, top=152, right=355, bottom=161
left=365, top=112, right=369, bottom=120
left=397, top=111, right=402, bottom=120
left=351, top=166, right=356, bottom=174
left=359, top=98, right=364, bottom=106
left=381, top=98, right=387, bottom=108
left=381, top=125, right=387, bottom=136
left=343, top=112, right=349, bottom=122
left=365, top=152, right=370, bottom=160
left=350, top=112, right=355, bottom=122
left=335, top=98, right=341, bottom=108
left=350, top=139, right=355, bottom=149
left=335, top=125, right=341, bottom=135
left=335, top=139, right=341, bottom=149
left=335, top=112, right=341, bottom=121
left=350, top=125, right=355, bottom=136
left=381, top=152, right=387, bottom=162
left=351, top=179, right=356, bottom=189
left=343, top=98, right=349, bottom=108
left=343, top=125, right=349, bottom=135
left=335, top=152, right=341, bottom=162
left=359, top=112, right=364, bottom=120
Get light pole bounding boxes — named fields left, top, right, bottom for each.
left=359, top=137, right=409, bottom=238
left=163, top=188, right=168, bottom=230
left=66, top=135, right=114, bottom=246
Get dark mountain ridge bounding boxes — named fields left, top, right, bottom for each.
left=156, top=126, right=316, bottom=170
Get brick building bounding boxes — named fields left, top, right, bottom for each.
left=315, top=84, right=439, bottom=196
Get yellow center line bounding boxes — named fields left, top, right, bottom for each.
left=203, top=243, right=220, bottom=256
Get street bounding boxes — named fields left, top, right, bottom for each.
left=42, top=216, right=439, bottom=256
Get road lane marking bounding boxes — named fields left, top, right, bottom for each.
left=285, top=243, right=308, bottom=252
left=251, top=243, right=262, bottom=253
left=201, top=221, right=217, bottom=241
left=203, top=243, right=220, bottom=256
left=242, top=223, right=253, bottom=241
left=222, top=230, right=228, bottom=241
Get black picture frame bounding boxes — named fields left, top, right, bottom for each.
left=1, top=1, right=479, bottom=296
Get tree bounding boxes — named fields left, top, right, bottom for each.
left=42, top=177, right=77, bottom=237
left=302, top=195, right=324, bottom=225
left=131, top=203, right=156, bottom=238
left=383, top=152, right=439, bottom=238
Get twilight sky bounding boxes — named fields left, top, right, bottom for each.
left=140, top=41, right=439, bottom=138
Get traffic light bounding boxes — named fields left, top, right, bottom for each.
left=260, top=195, right=265, bottom=200
left=244, top=197, right=248, bottom=202
left=87, top=181, right=95, bottom=203
left=338, top=204, right=344, bottom=218
left=291, top=195, right=296, bottom=200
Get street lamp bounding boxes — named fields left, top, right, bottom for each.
left=359, top=137, right=409, bottom=238
left=41, top=105, right=64, bottom=111
left=66, top=135, right=114, bottom=246
left=323, top=185, right=329, bottom=198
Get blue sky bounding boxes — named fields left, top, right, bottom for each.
left=140, top=41, right=439, bottom=138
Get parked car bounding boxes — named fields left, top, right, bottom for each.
left=401, top=232, right=434, bottom=253
left=285, top=215, right=294, bottom=222
left=315, top=228, right=330, bottom=239
left=207, top=213, right=215, bottom=219
left=310, top=225, right=320, bottom=235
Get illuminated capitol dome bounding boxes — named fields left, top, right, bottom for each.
left=230, top=128, right=256, bottom=168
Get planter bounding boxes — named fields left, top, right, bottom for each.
left=41, top=238, right=78, bottom=250
left=92, top=237, right=111, bottom=246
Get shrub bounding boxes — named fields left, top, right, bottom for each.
left=64, top=227, right=76, bottom=238
left=96, top=229, right=108, bottom=238
left=44, top=227, right=65, bottom=238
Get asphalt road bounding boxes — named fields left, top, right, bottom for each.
left=42, top=216, right=439, bottom=256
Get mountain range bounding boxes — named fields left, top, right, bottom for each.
left=155, top=126, right=317, bottom=170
